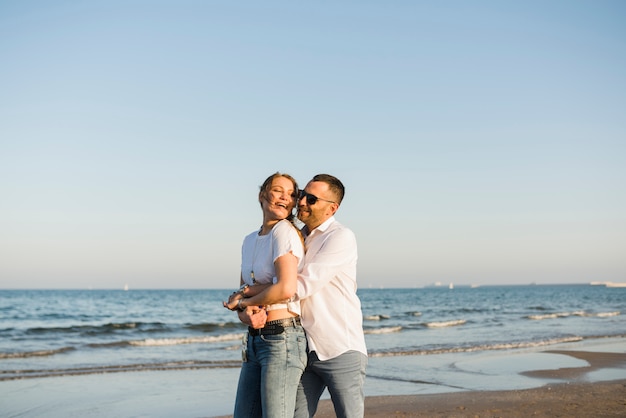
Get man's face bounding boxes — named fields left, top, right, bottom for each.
left=297, top=181, right=337, bottom=230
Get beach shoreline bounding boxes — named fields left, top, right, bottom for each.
left=214, top=347, right=626, bottom=418
left=3, top=341, right=625, bottom=417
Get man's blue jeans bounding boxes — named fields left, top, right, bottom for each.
left=233, top=325, right=307, bottom=418
left=294, top=350, right=368, bottom=418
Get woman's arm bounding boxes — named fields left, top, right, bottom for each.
left=223, top=282, right=271, bottom=310
left=223, top=252, right=297, bottom=311
left=238, top=252, right=297, bottom=310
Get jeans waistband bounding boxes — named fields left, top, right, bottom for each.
left=248, top=316, right=301, bottom=336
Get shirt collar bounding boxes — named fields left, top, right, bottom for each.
left=304, top=216, right=335, bottom=237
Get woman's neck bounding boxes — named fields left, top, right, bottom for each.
left=259, top=218, right=281, bottom=235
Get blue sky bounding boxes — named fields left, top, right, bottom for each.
left=1, top=1, right=625, bottom=289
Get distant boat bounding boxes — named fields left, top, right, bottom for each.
left=124, top=284, right=129, bottom=291
left=605, top=282, right=626, bottom=288
left=449, top=283, right=454, bottom=290
left=590, top=281, right=626, bottom=288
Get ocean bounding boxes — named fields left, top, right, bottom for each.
left=1, top=284, right=624, bottom=383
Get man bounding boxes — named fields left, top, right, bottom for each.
left=236, top=174, right=368, bottom=418
left=291, top=173, right=368, bottom=418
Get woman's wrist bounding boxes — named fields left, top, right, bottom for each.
left=238, top=283, right=249, bottom=296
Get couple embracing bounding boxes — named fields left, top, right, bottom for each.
left=223, top=172, right=368, bottom=418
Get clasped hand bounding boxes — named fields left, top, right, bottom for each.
left=223, top=291, right=267, bottom=329
left=223, top=291, right=243, bottom=311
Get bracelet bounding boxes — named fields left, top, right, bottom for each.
left=238, top=284, right=249, bottom=295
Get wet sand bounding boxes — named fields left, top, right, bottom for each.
left=314, top=379, right=626, bottom=417
left=319, top=349, right=626, bottom=417
left=225, top=349, right=626, bottom=417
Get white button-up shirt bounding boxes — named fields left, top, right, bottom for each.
left=296, top=216, right=367, bottom=361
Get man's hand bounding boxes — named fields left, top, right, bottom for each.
left=238, top=306, right=267, bottom=329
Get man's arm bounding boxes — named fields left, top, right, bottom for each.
left=237, top=305, right=267, bottom=329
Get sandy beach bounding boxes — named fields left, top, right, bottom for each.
left=314, top=379, right=626, bottom=417
left=314, top=346, right=626, bottom=417
left=216, top=348, right=626, bottom=418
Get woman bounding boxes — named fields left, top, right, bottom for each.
left=223, top=172, right=307, bottom=418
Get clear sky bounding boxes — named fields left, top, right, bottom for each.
left=1, top=1, right=625, bottom=289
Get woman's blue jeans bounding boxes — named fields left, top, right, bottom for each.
left=233, top=325, right=307, bottom=418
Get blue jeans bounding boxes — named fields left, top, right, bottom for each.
left=294, top=350, right=368, bottom=418
left=233, top=325, right=307, bottom=418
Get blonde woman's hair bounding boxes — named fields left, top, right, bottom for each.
left=259, top=172, right=305, bottom=248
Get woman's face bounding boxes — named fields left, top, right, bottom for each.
left=261, top=176, right=297, bottom=220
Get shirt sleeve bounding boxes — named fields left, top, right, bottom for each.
left=271, top=220, right=305, bottom=263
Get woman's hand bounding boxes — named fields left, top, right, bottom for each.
left=223, top=291, right=243, bottom=310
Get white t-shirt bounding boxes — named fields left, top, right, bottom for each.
left=241, top=219, right=304, bottom=314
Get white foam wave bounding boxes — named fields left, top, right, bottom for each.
left=369, top=336, right=585, bottom=357
left=364, top=326, right=402, bottom=334
left=1, top=360, right=244, bottom=381
left=364, top=314, right=391, bottom=321
left=593, top=311, right=620, bottom=317
left=425, top=319, right=466, bottom=328
left=129, top=333, right=243, bottom=347
left=0, top=347, right=74, bottom=359
left=528, top=311, right=620, bottom=320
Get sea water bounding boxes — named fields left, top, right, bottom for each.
left=1, top=285, right=624, bottom=382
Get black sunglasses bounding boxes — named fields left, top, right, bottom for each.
left=299, top=190, right=336, bottom=205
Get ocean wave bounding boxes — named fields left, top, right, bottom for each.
left=456, top=307, right=490, bottom=313
left=527, top=311, right=584, bottom=320
left=184, top=322, right=244, bottom=332
left=369, top=336, right=584, bottom=357
left=129, top=333, right=244, bottom=347
left=592, top=311, right=621, bottom=317
left=1, top=335, right=236, bottom=357
left=364, top=326, right=402, bottom=335
left=424, top=319, right=466, bottom=328
left=0, top=359, right=242, bottom=381
left=86, top=333, right=244, bottom=349
left=527, top=311, right=620, bottom=320
left=26, top=322, right=169, bottom=335
left=363, top=314, right=391, bottom=321
left=24, top=321, right=245, bottom=336
left=0, top=346, right=75, bottom=359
